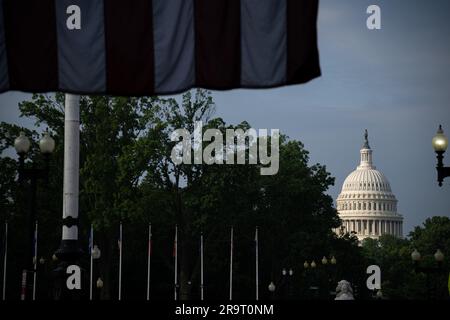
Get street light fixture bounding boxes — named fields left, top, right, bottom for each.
left=92, top=245, right=101, bottom=260
left=434, top=249, right=445, bottom=264
left=14, top=132, right=31, bottom=155
left=330, top=256, right=337, bottom=265
left=411, top=249, right=421, bottom=262
left=411, top=248, right=447, bottom=299
left=303, top=261, right=309, bottom=269
left=432, top=125, right=450, bottom=186
left=96, top=277, right=103, bottom=289
left=268, top=281, right=276, bottom=292
left=14, top=130, right=55, bottom=300
left=322, top=256, right=328, bottom=265
left=310, top=261, right=317, bottom=269
left=39, top=130, right=56, bottom=155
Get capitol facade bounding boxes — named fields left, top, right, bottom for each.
left=335, top=130, right=403, bottom=241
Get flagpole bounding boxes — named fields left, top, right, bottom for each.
left=174, top=225, right=178, bottom=301
left=200, top=232, right=204, bottom=301
left=146, top=223, right=152, bottom=301
left=118, top=222, right=123, bottom=301
left=89, top=225, right=93, bottom=300
left=32, top=221, right=38, bottom=300
left=229, top=227, right=233, bottom=301
left=2, top=221, right=7, bottom=300
left=20, top=270, right=27, bottom=300
left=255, top=226, right=259, bottom=301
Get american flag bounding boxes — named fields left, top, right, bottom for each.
left=88, top=225, right=93, bottom=255
left=0, top=0, right=320, bottom=96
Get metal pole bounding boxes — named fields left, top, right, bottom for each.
left=255, top=226, right=259, bottom=301
left=118, top=222, right=122, bottom=301
left=229, top=227, right=233, bottom=301
left=174, top=225, right=178, bottom=301
left=200, top=232, right=204, bottom=300
left=146, top=223, right=151, bottom=301
left=89, top=225, right=93, bottom=300
left=62, top=93, right=80, bottom=244
left=2, top=222, right=7, bottom=300
left=28, top=174, right=37, bottom=299
left=20, top=269, right=27, bottom=300
left=53, top=94, right=81, bottom=300
left=32, top=221, right=38, bottom=300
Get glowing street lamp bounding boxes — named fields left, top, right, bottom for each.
left=432, top=125, right=450, bottom=186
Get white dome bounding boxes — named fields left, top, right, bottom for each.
left=334, top=130, right=403, bottom=241
left=342, top=169, right=392, bottom=193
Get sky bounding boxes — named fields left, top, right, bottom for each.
left=1, top=0, right=450, bottom=234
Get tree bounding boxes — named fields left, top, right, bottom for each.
left=1, top=90, right=346, bottom=300
left=361, top=218, right=450, bottom=300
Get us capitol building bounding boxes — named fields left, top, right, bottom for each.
left=335, top=130, right=403, bottom=241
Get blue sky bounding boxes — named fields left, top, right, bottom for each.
left=1, top=0, right=450, bottom=234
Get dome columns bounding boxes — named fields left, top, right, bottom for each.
left=338, top=217, right=403, bottom=239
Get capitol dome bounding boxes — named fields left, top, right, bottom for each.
left=335, top=130, right=403, bottom=241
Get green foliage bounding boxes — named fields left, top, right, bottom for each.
left=361, top=218, right=450, bottom=300
left=0, top=90, right=399, bottom=300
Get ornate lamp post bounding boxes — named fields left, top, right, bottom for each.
left=432, top=125, right=450, bottom=186
left=304, top=256, right=337, bottom=299
left=14, top=130, right=55, bottom=300
left=411, top=248, right=446, bottom=299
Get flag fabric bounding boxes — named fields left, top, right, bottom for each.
left=32, top=223, right=37, bottom=266
left=32, top=222, right=38, bottom=301
left=0, top=0, right=320, bottom=96
left=88, top=225, right=93, bottom=255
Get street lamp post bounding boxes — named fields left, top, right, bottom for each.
left=14, top=130, right=55, bottom=300
left=287, top=268, right=294, bottom=299
left=411, top=248, right=446, bottom=299
left=432, top=125, right=450, bottom=186
left=304, top=256, right=337, bottom=299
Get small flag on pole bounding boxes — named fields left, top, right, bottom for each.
left=32, top=221, right=38, bottom=301
left=88, top=225, right=93, bottom=255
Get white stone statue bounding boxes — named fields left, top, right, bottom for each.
left=335, top=280, right=355, bottom=300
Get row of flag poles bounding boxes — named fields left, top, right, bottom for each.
left=1, top=222, right=261, bottom=300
